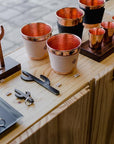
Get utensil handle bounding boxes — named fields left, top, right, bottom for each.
left=0, top=42, right=5, bottom=67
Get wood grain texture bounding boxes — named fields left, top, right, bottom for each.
left=90, top=67, right=114, bottom=144
left=10, top=82, right=94, bottom=144
left=0, top=49, right=113, bottom=144
left=0, top=0, right=113, bottom=143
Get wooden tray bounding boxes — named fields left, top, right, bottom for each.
left=80, top=40, right=114, bottom=62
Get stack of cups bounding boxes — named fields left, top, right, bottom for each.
left=56, top=7, right=85, bottom=39
left=78, top=0, right=105, bottom=28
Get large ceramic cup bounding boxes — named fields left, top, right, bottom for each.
left=101, top=21, right=114, bottom=43
left=21, top=22, right=52, bottom=60
left=79, top=0, right=105, bottom=28
left=56, top=7, right=84, bottom=39
left=46, top=33, right=81, bottom=74
left=89, top=27, right=105, bottom=49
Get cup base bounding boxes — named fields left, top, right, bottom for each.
left=52, top=67, right=75, bottom=75
left=83, top=23, right=100, bottom=28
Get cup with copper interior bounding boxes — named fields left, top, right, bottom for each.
left=101, top=21, right=114, bottom=44
left=78, top=0, right=105, bottom=28
left=112, top=16, right=114, bottom=20
left=21, top=22, right=52, bottom=60
left=89, top=27, right=105, bottom=49
left=56, top=7, right=84, bottom=39
left=46, top=33, right=81, bottom=75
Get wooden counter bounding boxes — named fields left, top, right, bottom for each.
left=0, top=0, right=114, bottom=143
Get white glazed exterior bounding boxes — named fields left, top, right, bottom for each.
left=48, top=51, right=79, bottom=74
left=23, top=39, right=48, bottom=60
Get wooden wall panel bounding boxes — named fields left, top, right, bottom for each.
left=90, top=67, right=114, bottom=144
left=11, top=80, right=94, bottom=144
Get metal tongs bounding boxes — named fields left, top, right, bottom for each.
left=20, top=70, right=60, bottom=95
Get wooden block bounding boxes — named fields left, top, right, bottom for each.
left=0, top=56, right=21, bottom=80
left=80, top=40, right=114, bottom=62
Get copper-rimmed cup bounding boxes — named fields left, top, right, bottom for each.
left=112, top=16, right=114, bottom=20
left=101, top=21, right=114, bottom=43
left=79, top=0, right=105, bottom=28
left=56, top=7, right=84, bottom=39
left=89, top=27, right=105, bottom=49
left=21, top=22, right=52, bottom=60
left=46, top=33, right=81, bottom=74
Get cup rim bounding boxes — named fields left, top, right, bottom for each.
left=78, top=0, right=105, bottom=9
left=89, top=27, right=105, bottom=35
left=56, top=7, right=85, bottom=21
left=21, top=22, right=52, bottom=40
left=101, top=21, right=114, bottom=29
left=46, top=33, right=81, bottom=53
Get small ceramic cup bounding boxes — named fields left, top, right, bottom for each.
left=46, top=33, right=81, bottom=74
left=79, top=0, right=105, bottom=28
left=101, top=21, right=114, bottom=44
left=21, top=22, right=52, bottom=60
left=56, top=7, right=84, bottom=39
left=89, top=27, right=105, bottom=49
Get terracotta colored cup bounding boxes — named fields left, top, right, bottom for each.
left=79, top=0, right=105, bottom=28
left=56, top=7, right=84, bottom=39
left=101, top=21, right=114, bottom=43
left=89, top=27, right=105, bottom=49
left=21, top=22, right=52, bottom=60
left=46, top=33, right=81, bottom=74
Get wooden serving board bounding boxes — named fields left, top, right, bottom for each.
left=80, top=40, right=114, bottom=62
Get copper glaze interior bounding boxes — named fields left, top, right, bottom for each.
left=21, top=23, right=51, bottom=37
left=56, top=7, right=83, bottom=19
left=47, top=33, right=81, bottom=51
left=101, top=22, right=114, bottom=29
left=89, top=28, right=105, bottom=35
left=79, top=0, right=104, bottom=6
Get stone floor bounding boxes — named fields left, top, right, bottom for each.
left=0, top=0, right=78, bottom=55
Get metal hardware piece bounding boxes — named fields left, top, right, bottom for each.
left=15, top=89, right=34, bottom=106
left=74, top=73, right=80, bottom=78
left=20, top=70, right=60, bottom=95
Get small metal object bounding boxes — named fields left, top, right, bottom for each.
left=0, top=118, right=6, bottom=127
left=74, top=73, right=80, bottom=78
left=56, top=82, right=62, bottom=87
left=6, top=92, right=12, bottom=96
left=15, top=89, right=34, bottom=106
left=21, top=70, right=60, bottom=95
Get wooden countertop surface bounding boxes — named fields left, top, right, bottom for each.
left=0, top=0, right=114, bottom=143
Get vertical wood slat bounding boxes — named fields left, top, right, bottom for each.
left=10, top=80, right=95, bottom=144
left=90, top=67, right=114, bottom=144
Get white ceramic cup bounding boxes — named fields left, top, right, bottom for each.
left=46, top=33, right=81, bottom=74
left=21, top=22, right=52, bottom=60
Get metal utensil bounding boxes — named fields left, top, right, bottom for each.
left=20, top=70, right=60, bottom=95
left=15, top=89, right=34, bottom=106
